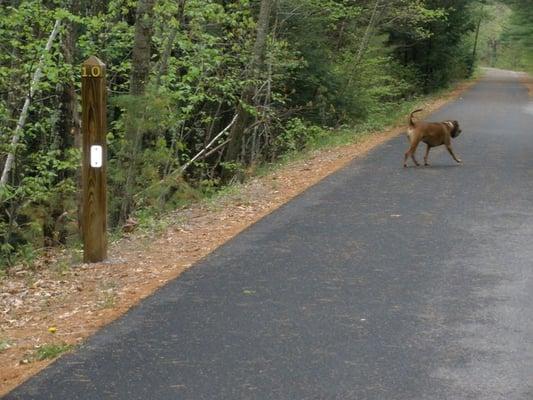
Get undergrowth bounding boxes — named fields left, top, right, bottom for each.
left=2, top=77, right=476, bottom=272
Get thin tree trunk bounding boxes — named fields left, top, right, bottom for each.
left=119, top=0, right=157, bottom=224
left=130, top=0, right=157, bottom=96
left=44, top=8, right=80, bottom=247
left=0, top=19, right=61, bottom=186
left=224, top=0, right=273, bottom=166
left=490, top=40, right=498, bottom=67
left=470, top=9, right=483, bottom=74
left=59, top=5, right=81, bottom=244
left=344, top=0, right=382, bottom=92
left=354, top=0, right=381, bottom=66
left=156, top=0, right=186, bottom=87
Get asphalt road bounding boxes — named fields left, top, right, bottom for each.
left=4, top=68, right=533, bottom=399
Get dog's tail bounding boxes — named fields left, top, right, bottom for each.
left=409, top=109, right=423, bottom=127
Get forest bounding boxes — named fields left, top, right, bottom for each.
left=0, top=0, right=531, bottom=268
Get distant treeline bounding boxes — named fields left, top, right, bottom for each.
left=497, top=0, right=532, bottom=73
left=0, top=0, right=507, bottom=266
left=475, top=0, right=532, bottom=72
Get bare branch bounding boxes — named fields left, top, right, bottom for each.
left=181, top=113, right=238, bottom=173
left=1, top=19, right=62, bottom=186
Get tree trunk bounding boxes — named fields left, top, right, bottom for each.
left=354, top=0, right=382, bottom=66
left=490, top=40, right=499, bottom=67
left=64, top=4, right=81, bottom=241
left=156, top=0, right=186, bottom=87
left=48, top=5, right=81, bottom=246
left=224, top=0, right=273, bottom=166
left=130, top=0, right=157, bottom=96
left=119, top=0, right=157, bottom=224
left=470, top=11, right=482, bottom=75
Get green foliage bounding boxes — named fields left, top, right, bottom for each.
left=0, top=0, right=490, bottom=267
left=494, top=1, right=533, bottom=73
left=387, top=0, right=479, bottom=91
left=275, top=118, right=325, bottom=154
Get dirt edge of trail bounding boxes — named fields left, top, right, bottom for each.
left=0, top=77, right=478, bottom=396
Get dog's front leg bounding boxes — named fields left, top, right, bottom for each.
left=446, top=145, right=462, bottom=164
left=411, top=152, right=420, bottom=167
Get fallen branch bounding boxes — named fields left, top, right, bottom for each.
left=132, top=115, right=238, bottom=201
left=180, top=114, right=238, bottom=173
left=1, top=19, right=62, bottom=186
left=203, top=139, right=230, bottom=159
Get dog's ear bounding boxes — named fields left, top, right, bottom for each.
left=451, top=121, right=462, bottom=138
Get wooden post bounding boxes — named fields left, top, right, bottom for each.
left=81, top=56, right=107, bottom=263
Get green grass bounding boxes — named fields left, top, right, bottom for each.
left=35, top=343, right=74, bottom=361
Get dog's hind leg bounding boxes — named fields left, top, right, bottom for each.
left=424, top=144, right=431, bottom=166
left=404, top=140, right=421, bottom=167
left=403, top=151, right=410, bottom=168
left=445, top=145, right=462, bottom=164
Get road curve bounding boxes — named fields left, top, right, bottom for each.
left=4, top=68, right=533, bottom=399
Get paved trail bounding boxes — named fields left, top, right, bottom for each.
left=5, top=69, right=533, bottom=399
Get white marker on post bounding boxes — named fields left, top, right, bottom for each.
left=90, top=145, right=103, bottom=168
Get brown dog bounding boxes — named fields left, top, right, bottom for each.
left=404, top=109, right=463, bottom=167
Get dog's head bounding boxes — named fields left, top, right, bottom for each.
left=450, top=120, right=462, bottom=138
